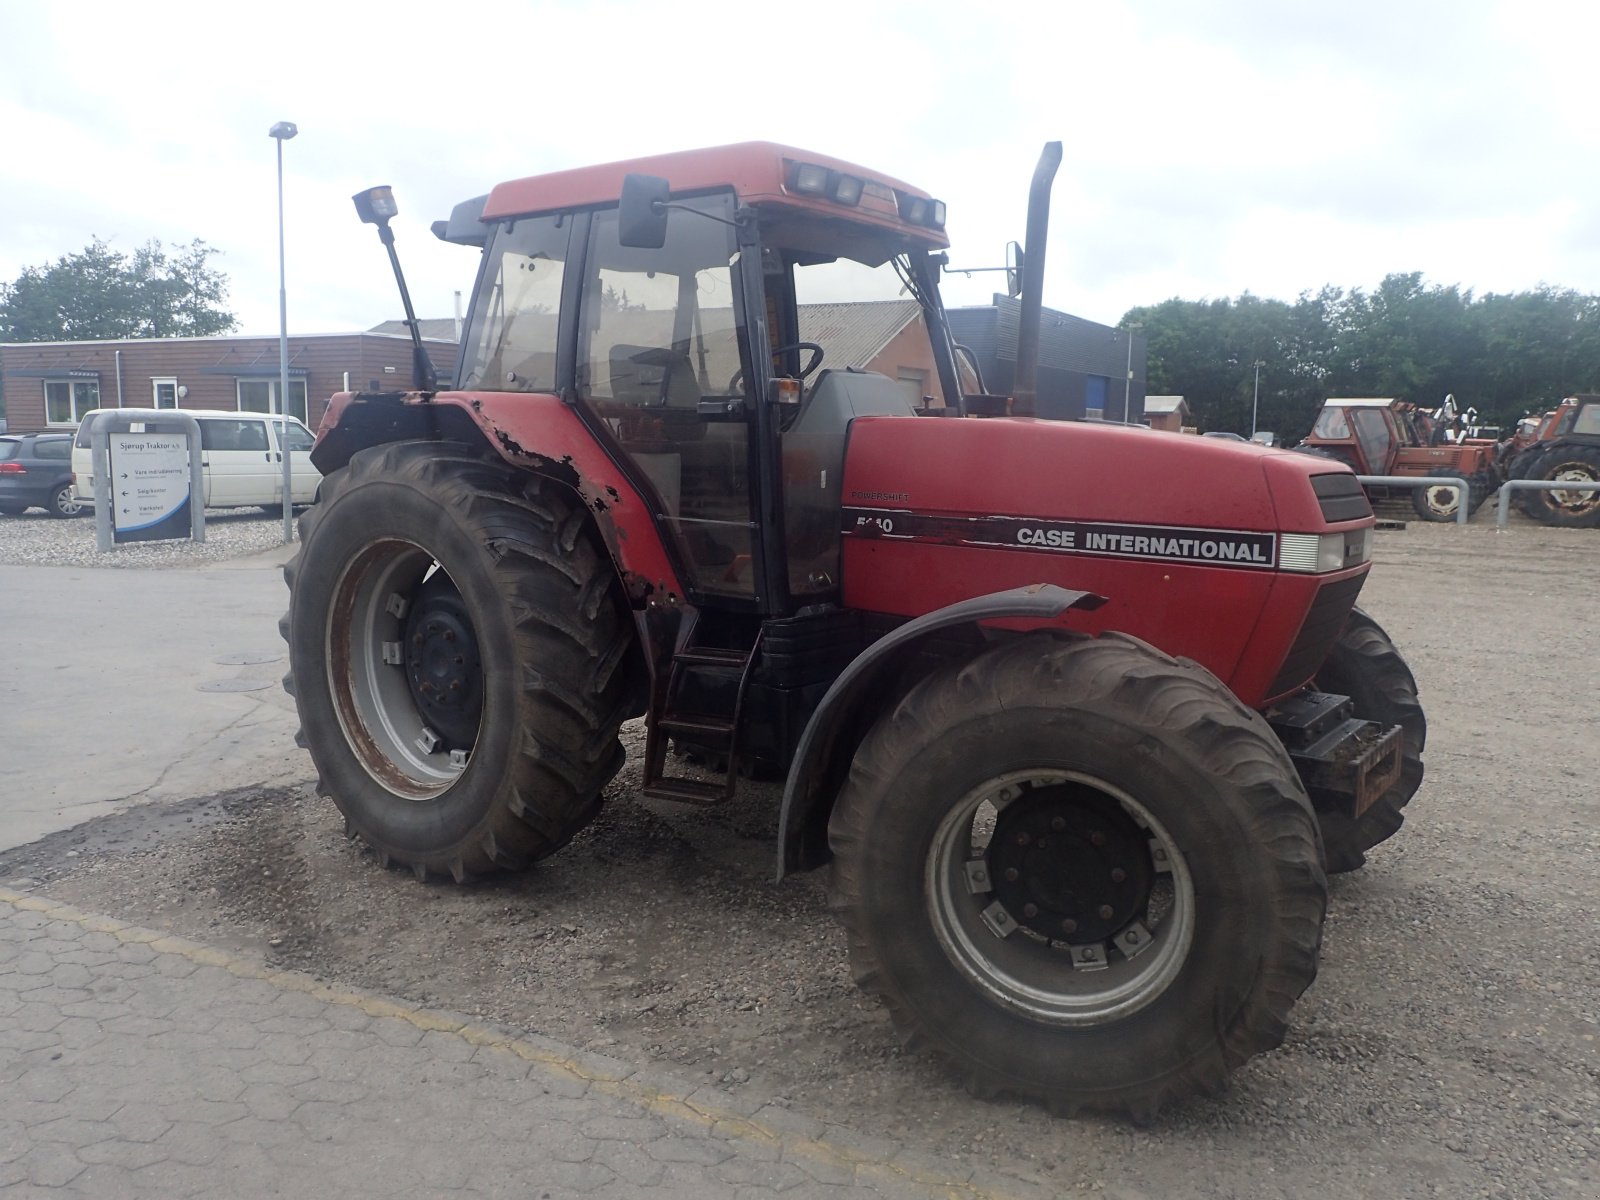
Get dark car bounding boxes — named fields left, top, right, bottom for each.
left=0, top=434, right=88, bottom=518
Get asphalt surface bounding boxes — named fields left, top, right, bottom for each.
left=0, top=544, right=306, bottom=851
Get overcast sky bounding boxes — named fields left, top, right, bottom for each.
left=3, top=0, right=1597, bottom=338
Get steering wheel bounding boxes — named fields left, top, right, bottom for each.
left=727, top=341, right=825, bottom=394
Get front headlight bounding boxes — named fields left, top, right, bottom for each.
left=1278, top=528, right=1372, bottom=574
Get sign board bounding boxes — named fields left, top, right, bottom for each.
left=109, top=433, right=193, bottom=543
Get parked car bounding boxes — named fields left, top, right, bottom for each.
left=0, top=433, right=87, bottom=518
left=71, top=409, right=321, bottom=512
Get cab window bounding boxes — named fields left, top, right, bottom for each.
left=1350, top=408, right=1394, bottom=470
left=1312, top=408, right=1350, bottom=439
left=461, top=214, right=570, bottom=392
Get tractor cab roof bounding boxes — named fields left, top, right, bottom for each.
left=479, top=141, right=949, bottom=249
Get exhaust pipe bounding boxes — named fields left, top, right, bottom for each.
left=1012, top=141, right=1062, bottom=416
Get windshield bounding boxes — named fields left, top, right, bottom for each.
left=774, top=237, right=950, bottom=408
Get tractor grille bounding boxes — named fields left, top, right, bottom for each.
left=1311, top=473, right=1372, bottom=523
left=1266, top=574, right=1366, bottom=699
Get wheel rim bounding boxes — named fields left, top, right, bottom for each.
left=1546, top=461, right=1600, bottom=515
left=1420, top=483, right=1460, bottom=516
left=54, top=486, right=85, bottom=516
left=327, top=539, right=480, bottom=798
left=926, top=769, right=1195, bottom=1027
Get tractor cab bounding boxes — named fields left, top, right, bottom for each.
left=436, top=145, right=958, bottom=616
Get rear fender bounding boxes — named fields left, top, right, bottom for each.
left=775, top=583, right=1106, bottom=880
left=313, top=389, right=685, bottom=605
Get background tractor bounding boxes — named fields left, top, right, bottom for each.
left=281, top=143, right=1426, bottom=1119
left=1502, top=396, right=1600, bottom=527
left=1297, top=396, right=1501, bottom=521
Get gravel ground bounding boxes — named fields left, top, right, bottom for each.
left=3, top=518, right=1597, bottom=1199
left=0, top=507, right=295, bottom=568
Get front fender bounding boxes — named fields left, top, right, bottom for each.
left=775, top=583, right=1105, bottom=879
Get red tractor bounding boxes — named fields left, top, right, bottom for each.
left=282, top=143, right=1426, bottom=1118
left=1297, top=396, right=1500, bottom=521
left=1504, top=396, right=1600, bottom=527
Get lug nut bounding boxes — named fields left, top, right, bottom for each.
left=1110, top=868, right=1127, bottom=884
left=1050, top=816, right=1067, bottom=833
left=1004, top=868, right=1020, bottom=882
left=1022, top=903, right=1038, bottom=918
left=1015, top=832, right=1030, bottom=846
left=443, top=630, right=456, bottom=643
left=1090, top=831, right=1107, bottom=848
left=1060, top=919, right=1078, bottom=935
left=1098, top=904, right=1115, bottom=920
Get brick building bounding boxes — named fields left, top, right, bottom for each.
left=0, top=332, right=457, bottom=434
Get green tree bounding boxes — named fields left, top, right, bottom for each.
left=0, top=237, right=237, bottom=343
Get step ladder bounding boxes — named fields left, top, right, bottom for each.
left=640, top=625, right=762, bottom=806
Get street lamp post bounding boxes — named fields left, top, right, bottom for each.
left=1123, top=324, right=1141, bottom=423
left=1251, top=360, right=1262, bottom=438
left=269, top=120, right=298, bottom=544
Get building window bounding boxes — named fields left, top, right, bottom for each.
left=237, top=378, right=308, bottom=423
left=44, top=379, right=100, bottom=425
left=152, top=377, right=179, bottom=409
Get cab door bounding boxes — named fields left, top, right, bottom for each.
left=573, top=193, right=765, bottom=605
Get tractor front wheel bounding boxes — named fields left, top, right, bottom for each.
left=282, top=441, right=637, bottom=880
left=1310, top=609, right=1426, bottom=873
left=828, top=633, right=1326, bottom=1118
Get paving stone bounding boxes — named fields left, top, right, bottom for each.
left=0, top=899, right=1002, bottom=1200
left=592, top=1137, right=666, bottom=1186
left=20, top=1142, right=87, bottom=1187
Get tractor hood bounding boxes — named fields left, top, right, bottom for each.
left=840, top=416, right=1355, bottom=536
left=836, top=415, right=1374, bottom=706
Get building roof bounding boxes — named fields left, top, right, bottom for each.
left=796, top=300, right=922, bottom=370
left=369, top=319, right=462, bottom=341
left=1143, top=395, right=1190, bottom=415
left=1325, top=397, right=1397, bottom=408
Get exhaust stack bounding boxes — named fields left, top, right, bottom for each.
left=1012, top=141, right=1062, bottom=416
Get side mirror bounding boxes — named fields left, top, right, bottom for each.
left=619, top=173, right=670, bottom=248
left=1005, top=241, right=1025, bottom=299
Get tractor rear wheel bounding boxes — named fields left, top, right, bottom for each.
left=281, top=441, right=636, bottom=881
left=828, top=633, right=1326, bottom=1119
left=1310, top=609, right=1426, bottom=873
left=1527, top=446, right=1600, bottom=528
left=1411, top=475, right=1470, bottom=522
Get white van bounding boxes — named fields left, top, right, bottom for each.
left=72, top=409, right=321, bottom=511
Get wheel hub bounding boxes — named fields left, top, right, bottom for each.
left=986, top=786, right=1153, bottom=944
left=402, top=575, right=482, bottom=751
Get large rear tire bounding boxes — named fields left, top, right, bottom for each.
left=828, top=633, right=1326, bottom=1119
left=281, top=441, right=637, bottom=880
left=1310, top=609, right=1426, bottom=873
left=1526, top=446, right=1600, bottom=528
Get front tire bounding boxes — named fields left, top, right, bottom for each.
left=282, top=441, right=638, bottom=880
left=1310, top=609, right=1427, bottom=873
left=828, top=633, right=1326, bottom=1118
